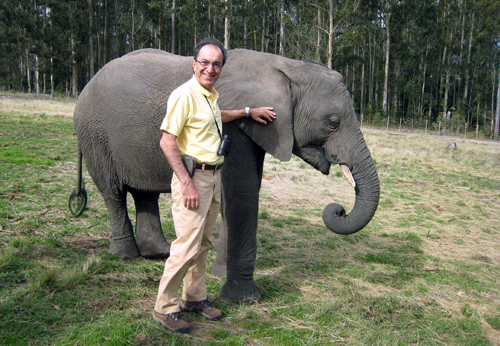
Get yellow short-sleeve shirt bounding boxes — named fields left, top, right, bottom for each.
left=160, top=76, right=223, bottom=165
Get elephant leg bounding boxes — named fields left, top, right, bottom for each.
left=105, top=192, right=140, bottom=258
left=130, top=189, right=170, bottom=258
left=219, top=123, right=265, bottom=303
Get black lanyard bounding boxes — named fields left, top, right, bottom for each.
left=204, top=95, right=222, bottom=140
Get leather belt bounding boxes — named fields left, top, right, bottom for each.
left=195, top=162, right=223, bottom=171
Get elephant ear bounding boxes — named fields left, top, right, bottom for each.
left=217, top=50, right=294, bottom=162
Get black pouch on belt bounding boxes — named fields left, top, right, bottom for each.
left=182, top=156, right=196, bottom=178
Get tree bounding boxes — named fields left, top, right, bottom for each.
left=279, top=0, right=285, bottom=56
left=1, top=0, right=499, bottom=141
left=495, top=67, right=500, bottom=140
left=382, top=7, right=390, bottom=116
left=171, top=0, right=175, bottom=54
left=224, top=0, right=230, bottom=49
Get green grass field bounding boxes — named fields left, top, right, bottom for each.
left=1, top=95, right=500, bottom=345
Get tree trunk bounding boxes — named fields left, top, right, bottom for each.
left=50, top=57, right=54, bottom=96
left=463, top=12, right=474, bottom=112
left=316, top=5, right=321, bottom=63
left=26, top=50, right=31, bottom=94
left=443, top=51, right=451, bottom=118
left=261, top=0, right=266, bottom=51
left=328, top=0, right=333, bottom=69
left=193, top=1, right=198, bottom=44
left=103, top=0, right=108, bottom=64
left=224, top=0, right=230, bottom=49
left=114, top=0, right=118, bottom=57
left=443, top=30, right=454, bottom=118
left=34, top=55, right=39, bottom=94
left=491, top=64, right=497, bottom=120
left=368, top=31, right=375, bottom=112
left=382, top=13, right=391, bottom=116
left=279, top=0, right=285, bottom=56
left=351, top=47, right=356, bottom=104
left=131, top=0, right=135, bottom=51
left=88, top=0, right=95, bottom=78
left=171, top=0, right=175, bottom=54
left=420, top=43, right=429, bottom=121
left=97, top=0, right=102, bottom=66
left=360, top=42, right=366, bottom=121
left=72, top=63, right=78, bottom=97
left=457, top=8, right=465, bottom=108
left=208, top=2, right=211, bottom=36
left=437, top=42, right=446, bottom=118
left=494, top=67, right=500, bottom=141
left=244, top=1, right=248, bottom=49
left=71, top=36, right=78, bottom=97
left=392, top=54, right=400, bottom=118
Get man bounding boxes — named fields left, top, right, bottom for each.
left=153, top=38, right=276, bottom=333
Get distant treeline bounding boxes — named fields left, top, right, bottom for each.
left=1, top=0, right=499, bottom=137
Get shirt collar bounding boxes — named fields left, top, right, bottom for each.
left=190, top=75, right=219, bottom=100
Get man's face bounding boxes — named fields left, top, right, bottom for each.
left=193, top=44, right=224, bottom=91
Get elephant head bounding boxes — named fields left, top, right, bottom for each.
left=217, top=49, right=380, bottom=235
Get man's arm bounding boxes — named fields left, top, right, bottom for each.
left=159, top=131, right=199, bottom=210
left=221, top=107, right=276, bottom=124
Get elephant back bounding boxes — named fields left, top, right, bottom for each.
left=74, top=49, right=192, bottom=195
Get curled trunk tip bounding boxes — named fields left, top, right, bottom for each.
left=322, top=203, right=363, bottom=235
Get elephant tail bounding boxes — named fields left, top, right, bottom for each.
left=68, top=147, right=88, bottom=217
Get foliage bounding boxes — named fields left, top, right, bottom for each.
left=0, top=0, right=499, bottom=133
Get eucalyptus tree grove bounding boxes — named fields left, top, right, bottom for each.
left=1, top=0, right=499, bottom=137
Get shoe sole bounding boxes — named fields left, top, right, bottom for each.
left=152, top=312, right=191, bottom=333
left=180, top=305, right=223, bottom=321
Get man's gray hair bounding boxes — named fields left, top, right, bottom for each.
left=193, top=38, right=228, bottom=66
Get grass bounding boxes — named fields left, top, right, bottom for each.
left=1, top=94, right=500, bottom=345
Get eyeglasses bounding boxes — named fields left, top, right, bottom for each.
left=195, top=59, right=222, bottom=70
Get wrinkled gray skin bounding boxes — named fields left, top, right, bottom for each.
left=73, top=48, right=380, bottom=303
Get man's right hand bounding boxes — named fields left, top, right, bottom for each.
left=182, top=180, right=199, bottom=210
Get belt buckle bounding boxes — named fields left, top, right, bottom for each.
left=201, top=163, right=206, bottom=170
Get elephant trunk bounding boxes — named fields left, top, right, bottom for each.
left=322, top=141, right=380, bottom=235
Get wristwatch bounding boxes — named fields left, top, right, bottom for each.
left=245, top=107, right=250, bottom=118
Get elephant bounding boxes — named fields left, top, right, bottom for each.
left=71, top=48, right=380, bottom=303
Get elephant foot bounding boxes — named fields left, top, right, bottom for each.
left=220, top=279, right=261, bottom=303
left=137, top=237, right=170, bottom=259
left=109, top=235, right=140, bottom=258
left=211, top=259, right=227, bottom=278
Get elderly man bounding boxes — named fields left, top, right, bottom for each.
left=152, top=38, right=275, bottom=333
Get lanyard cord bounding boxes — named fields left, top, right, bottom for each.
left=204, top=95, right=223, bottom=140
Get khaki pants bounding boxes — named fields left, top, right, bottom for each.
left=154, top=169, right=221, bottom=314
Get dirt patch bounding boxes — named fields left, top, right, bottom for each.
left=64, top=231, right=108, bottom=252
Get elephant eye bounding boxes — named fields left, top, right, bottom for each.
left=329, top=116, right=340, bottom=129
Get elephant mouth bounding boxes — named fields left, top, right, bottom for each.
left=293, top=145, right=332, bottom=174
left=292, top=145, right=355, bottom=188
